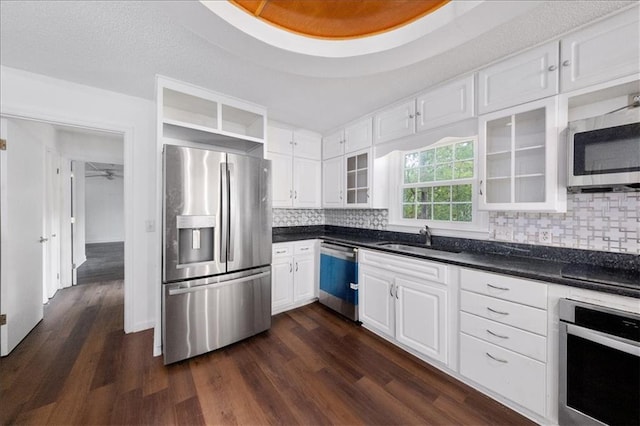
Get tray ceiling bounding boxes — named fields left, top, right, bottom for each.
left=229, top=0, right=449, bottom=39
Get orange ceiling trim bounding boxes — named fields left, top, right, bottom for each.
left=229, top=0, right=450, bottom=40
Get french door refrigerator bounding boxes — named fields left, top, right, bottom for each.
left=162, top=145, right=272, bottom=364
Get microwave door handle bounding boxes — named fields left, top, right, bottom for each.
left=220, top=162, right=228, bottom=263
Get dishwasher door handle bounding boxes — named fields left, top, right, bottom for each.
left=321, top=245, right=356, bottom=261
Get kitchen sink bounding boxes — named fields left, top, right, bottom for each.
left=374, top=242, right=461, bottom=255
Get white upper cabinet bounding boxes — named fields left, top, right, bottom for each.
left=266, top=123, right=321, bottom=208
left=293, top=130, right=322, bottom=160
left=560, top=8, right=640, bottom=93
left=267, top=125, right=293, bottom=155
left=478, top=42, right=560, bottom=115
left=478, top=96, right=566, bottom=212
left=158, top=76, right=266, bottom=150
left=293, top=158, right=321, bottom=208
left=374, top=75, right=475, bottom=144
left=322, top=156, right=344, bottom=208
left=374, top=99, right=416, bottom=144
left=322, top=116, right=372, bottom=159
left=344, top=117, right=373, bottom=154
left=416, top=75, right=475, bottom=132
left=268, top=125, right=321, bottom=160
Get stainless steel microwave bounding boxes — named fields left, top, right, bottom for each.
left=568, top=108, right=640, bottom=192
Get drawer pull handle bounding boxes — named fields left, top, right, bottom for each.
left=487, top=307, right=509, bottom=315
left=275, top=250, right=286, bottom=254
left=486, top=352, right=509, bottom=363
left=487, top=329, right=509, bottom=339
left=487, top=283, right=509, bottom=291
left=300, top=247, right=309, bottom=251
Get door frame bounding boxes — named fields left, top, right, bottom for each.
left=0, top=109, right=134, bottom=333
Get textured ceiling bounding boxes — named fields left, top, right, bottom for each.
left=0, top=1, right=635, bottom=134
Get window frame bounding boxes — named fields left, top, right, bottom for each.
left=388, top=136, right=488, bottom=234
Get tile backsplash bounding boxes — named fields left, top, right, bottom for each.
left=273, top=209, right=388, bottom=230
left=490, top=192, right=640, bottom=254
left=274, top=193, right=639, bottom=254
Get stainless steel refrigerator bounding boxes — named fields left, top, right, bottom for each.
left=162, top=145, right=272, bottom=364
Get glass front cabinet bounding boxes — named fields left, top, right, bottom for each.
left=478, top=96, right=566, bottom=212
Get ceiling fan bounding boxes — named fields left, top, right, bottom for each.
left=85, top=162, right=123, bottom=180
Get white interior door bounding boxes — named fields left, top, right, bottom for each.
left=0, top=118, right=45, bottom=356
left=44, top=150, right=61, bottom=301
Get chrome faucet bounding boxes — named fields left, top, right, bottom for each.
left=419, top=225, right=432, bottom=246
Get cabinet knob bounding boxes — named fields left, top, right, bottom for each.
left=408, top=114, right=415, bottom=119
left=562, top=60, right=571, bottom=67
left=415, top=111, right=421, bottom=116
left=548, top=65, right=557, bottom=71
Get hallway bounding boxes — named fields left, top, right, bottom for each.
left=76, top=242, right=124, bottom=284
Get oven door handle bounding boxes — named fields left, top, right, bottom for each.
left=566, top=323, right=640, bottom=357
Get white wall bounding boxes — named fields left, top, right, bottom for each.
left=72, top=161, right=86, bottom=265
left=85, top=173, right=124, bottom=243
left=58, top=130, right=123, bottom=164
left=0, top=65, right=158, bottom=334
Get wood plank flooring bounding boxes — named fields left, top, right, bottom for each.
left=76, top=242, right=124, bottom=284
left=1, top=280, right=535, bottom=425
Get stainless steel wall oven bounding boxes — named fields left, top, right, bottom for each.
left=558, top=299, right=639, bottom=425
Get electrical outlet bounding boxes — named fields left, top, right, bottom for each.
left=630, top=93, right=640, bottom=106
left=538, top=230, right=551, bottom=243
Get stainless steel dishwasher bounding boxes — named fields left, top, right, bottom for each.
left=319, top=242, right=358, bottom=321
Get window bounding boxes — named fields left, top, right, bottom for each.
left=401, top=139, right=475, bottom=223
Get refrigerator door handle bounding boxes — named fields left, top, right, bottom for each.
left=227, top=162, right=234, bottom=262
left=167, top=271, right=271, bottom=296
left=220, top=162, right=228, bottom=263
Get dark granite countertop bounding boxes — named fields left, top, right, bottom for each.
left=273, top=225, right=640, bottom=299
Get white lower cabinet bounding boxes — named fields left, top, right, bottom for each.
left=459, top=334, right=546, bottom=415
left=359, top=249, right=449, bottom=365
left=272, top=240, right=318, bottom=314
left=459, top=268, right=548, bottom=418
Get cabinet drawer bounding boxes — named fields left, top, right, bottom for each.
left=460, top=291, right=547, bottom=336
left=294, top=240, right=316, bottom=255
left=272, top=243, right=293, bottom=258
left=359, top=249, right=448, bottom=284
left=460, top=268, right=547, bottom=309
left=460, top=312, right=547, bottom=362
left=460, top=333, right=546, bottom=416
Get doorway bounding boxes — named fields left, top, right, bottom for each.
left=76, top=161, right=125, bottom=285
left=0, top=116, right=128, bottom=356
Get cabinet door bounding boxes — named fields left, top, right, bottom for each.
left=344, top=149, right=371, bottom=207
left=416, top=75, right=475, bottom=132
left=267, top=125, right=293, bottom=155
left=265, top=152, right=293, bottom=208
left=344, top=117, right=372, bottom=154
left=272, top=257, right=294, bottom=313
left=478, top=42, right=559, bottom=114
left=293, top=254, right=316, bottom=302
left=478, top=96, right=564, bottom=212
left=322, top=156, right=344, bottom=208
left=293, top=130, right=322, bottom=160
left=322, top=130, right=344, bottom=160
left=293, top=158, right=321, bottom=208
left=373, top=99, right=416, bottom=144
left=561, top=10, right=640, bottom=92
left=395, top=277, right=448, bottom=363
left=359, top=266, right=394, bottom=338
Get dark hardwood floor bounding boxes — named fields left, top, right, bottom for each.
left=0, top=280, right=534, bottom=425
left=76, top=242, right=124, bottom=284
